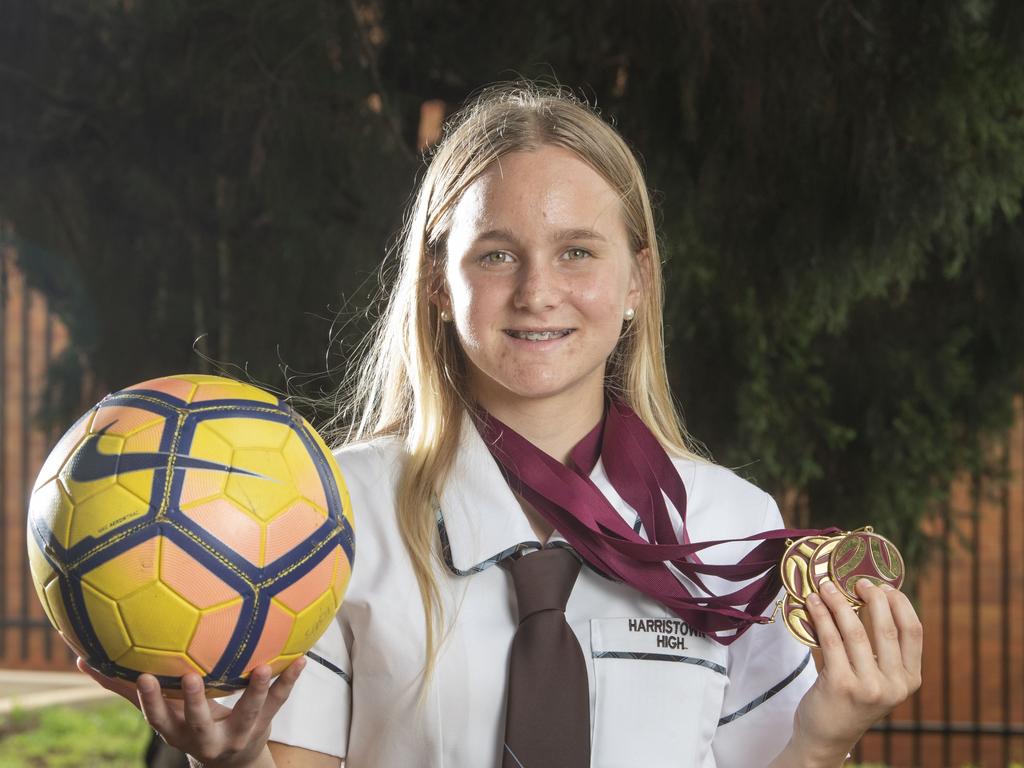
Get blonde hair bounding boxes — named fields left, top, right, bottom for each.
left=334, top=81, right=705, bottom=680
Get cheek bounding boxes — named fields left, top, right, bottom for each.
left=571, top=270, right=629, bottom=319
left=449, top=275, right=499, bottom=348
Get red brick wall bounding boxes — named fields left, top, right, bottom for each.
left=854, top=397, right=1024, bottom=767
left=1, top=246, right=75, bottom=670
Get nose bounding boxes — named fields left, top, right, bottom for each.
left=512, top=259, right=560, bottom=313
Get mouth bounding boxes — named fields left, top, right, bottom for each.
left=503, top=329, right=574, bottom=341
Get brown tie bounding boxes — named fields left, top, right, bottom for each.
left=502, top=546, right=591, bottom=768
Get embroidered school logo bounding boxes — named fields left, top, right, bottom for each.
left=68, top=422, right=267, bottom=483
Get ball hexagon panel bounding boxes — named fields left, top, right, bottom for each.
left=280, top=429, right=330, bottom=513
left=179, top=423, right=235, bottom=505
left=81, top=582, right=132, bottom=661
left=124, top=376, right=202, bottom=403
left=91, top=405, right=165, bottom=441
left=198, top=416, right=291, bottom=453
left=115, top=648, right=203, bottom=678
left=273, top=552, right=336, bottom=615
left=242, top=601, right=295, bottom=675
left=264, top=501, right=326, bottom=565
left=26, top=534, right=58, bottom=628
left=190, top=378, right=279, bottom=405
left=118, top=581, right=199, bottom=652
left=59, top=448, right=119, bottom=506
left=32, top=410, right=94, bottom=493
left=43, top=578, right=86, bottom=657
left=28, top=478, right=74, bottom=551
left=188, top=600, right=244, bottom=673
left=180, top=496, right=264, bottom=567
left=159, top=538, right=242, bottom=611
left=81, top=537, right=159, bottom=601
left=284, top=588, right=337, bottom=658
left=70, top=483, right=151, bottom=549
left=123, top=374, right=281, bottom=407
left=226, top=449, right=298, bottom=522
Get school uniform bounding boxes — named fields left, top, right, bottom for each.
left=265, top=416, right=816, bottom=767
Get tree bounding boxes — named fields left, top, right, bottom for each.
left=3, top=0, right=1023, bottom=571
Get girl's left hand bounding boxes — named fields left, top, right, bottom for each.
left=786, top=578, right=923, bottom=766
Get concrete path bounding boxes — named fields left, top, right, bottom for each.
left=0, top=668, right=115, bottom=715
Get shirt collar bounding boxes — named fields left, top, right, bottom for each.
left=437, top=414, right=572, bottom=575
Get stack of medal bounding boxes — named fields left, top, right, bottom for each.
left=779, top=527, right=905, bottom=648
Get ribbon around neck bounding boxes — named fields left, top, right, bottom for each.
left=474, top=399, right=835, bottom=645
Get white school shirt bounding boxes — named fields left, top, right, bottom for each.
left=266, top=417, right=816, bottom=767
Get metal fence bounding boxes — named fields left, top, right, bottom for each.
left=0, top=245, right=77, bottom=669
left=2, top=249, right=1022, bottom=767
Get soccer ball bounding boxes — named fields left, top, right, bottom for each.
left=26, top=374, right=355, bottom=696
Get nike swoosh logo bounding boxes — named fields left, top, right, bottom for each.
left=68, top=422, right=270, bottom=483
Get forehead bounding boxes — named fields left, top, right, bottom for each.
left=447, top=145, right=629, bottom=243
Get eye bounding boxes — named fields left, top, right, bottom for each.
left=563, top=248, right=592, bottom=261
left=480, top=251, right=513, bottom=265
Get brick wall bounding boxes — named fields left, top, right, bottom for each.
left=854, top=397, right=1024, bottom=767
left=0, top=246, right=75, bottom=670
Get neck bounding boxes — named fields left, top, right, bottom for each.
left=475, top=389, right=605, bottom=464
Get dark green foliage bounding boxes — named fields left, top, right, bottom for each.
left=2, top=0, right=1022, bottom=571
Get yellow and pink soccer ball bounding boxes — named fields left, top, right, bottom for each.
left=26, top=374, right=355, bottom=696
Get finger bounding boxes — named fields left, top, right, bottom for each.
left=180, top=672, right=217, bottom=741
left=884, top=585, right=924, bottom=684
left=228, top=665, right=273, bottom=735
left=136, top=673, right=182, bottom=739
left=804, top=591, right=851, bottom=675
left=76, top=658, right=142, bottom=706
left=855, top=580, right=902, bottom=673
left=819, top=579, right=877, bottom=675
left=259, top=656, right=306, bottom=723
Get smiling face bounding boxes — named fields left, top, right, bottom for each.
left=440, top=145, right=643, bottom=420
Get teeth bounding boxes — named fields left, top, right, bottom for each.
left=506, top=330, right=571, bottom=341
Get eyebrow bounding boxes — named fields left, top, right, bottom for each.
left=474, top=227, right=609, bottom=245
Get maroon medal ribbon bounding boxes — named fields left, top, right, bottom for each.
left=475, top=399, right=836, bottom=644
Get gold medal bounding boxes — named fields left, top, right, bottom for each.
left=808, top=536, right=843, bottom=594
left=781, top=592, right=818, bottom=648
left=829, top=529, right=905, bottom=603
left=777, top=527, right=906, bottom=649
left=780, top=535, right=826, bottom=601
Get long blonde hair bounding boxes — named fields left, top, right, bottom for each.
left=335, top=81, right=704, bottom=678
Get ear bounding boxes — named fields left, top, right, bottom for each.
left=626, top=247, right=650, bottom=310
left=426, top=253, right=452, bottom=312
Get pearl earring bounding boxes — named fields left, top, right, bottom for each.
left=440, top=309, right=452, bottom=322
left=624, top=307, right=635, bottom=321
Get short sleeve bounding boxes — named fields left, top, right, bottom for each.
left=711, top=493, right=817, bottom=768
left=267, top=616, right=352, bottom=758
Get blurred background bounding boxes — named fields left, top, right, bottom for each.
left=1, top=1, right=1023, bottom=765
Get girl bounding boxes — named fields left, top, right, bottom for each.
left=85, top=82, right=922, bottom=768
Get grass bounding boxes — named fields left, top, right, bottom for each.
left=0, top=706, right=1019, bottom=768
left=0, top=698, right=151, bottom=767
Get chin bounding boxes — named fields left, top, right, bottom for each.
left=501, top=375, right=600, bottom=404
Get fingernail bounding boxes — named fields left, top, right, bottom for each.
left=806, top=592, right=822, bottom=607
left=137, top=675, right=157, bottom=694
left=880, top=583, right=896, bottom=592
left=821, top=580, right=837, bottom=594
left=183, top=675, right=202, bottom=693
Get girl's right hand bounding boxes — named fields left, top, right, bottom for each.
left=77, top=656, right=306, bottom=768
